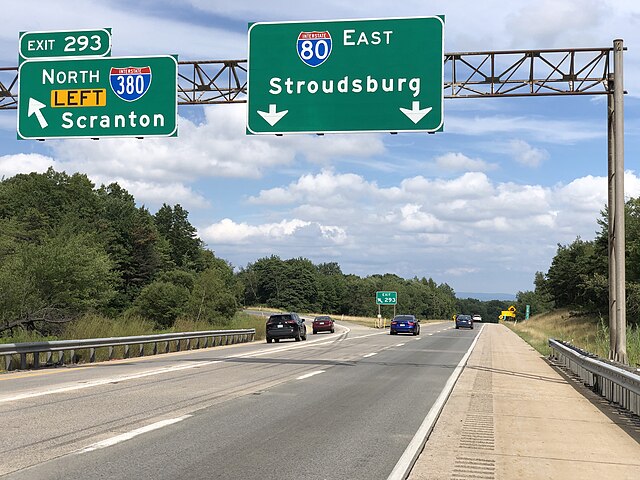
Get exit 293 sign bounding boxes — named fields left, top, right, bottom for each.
left=376, top=291, right=398, bottom=305
left=19, top=29, right=112, bottom=61
left=247, top=17, right=444, bottom=134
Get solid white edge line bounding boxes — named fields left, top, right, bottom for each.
left=363, top=352, right=378, bottom=358
left=296, top=370, right=325, bottom=380
left=386, top=324, right=485, bottom=480
left=79, top=415, right=192, bottom=453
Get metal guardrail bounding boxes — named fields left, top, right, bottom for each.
left=549, top=338, right=640, bottom=416
left=0, top=329, right=255, bottom=371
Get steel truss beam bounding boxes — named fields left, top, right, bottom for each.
left=0, top=47, right=614, bottom=109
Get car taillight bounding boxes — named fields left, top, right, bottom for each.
left=408, top=322, right=415, bottom=326
left=391, top=321, right=397, bottom=325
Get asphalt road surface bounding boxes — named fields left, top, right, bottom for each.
left=0, top=321, right=479, bottom=479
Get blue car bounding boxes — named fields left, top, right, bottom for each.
left=455, top=314, right=474, bottom=329
left=390, top=315, right=420, bottom=335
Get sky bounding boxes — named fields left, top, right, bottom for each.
left=1, top=0, right=639, bottom=296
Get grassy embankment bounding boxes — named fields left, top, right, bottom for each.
left=0, top=312, right=267, bottom=371
left=504, top=309, right=640, bottom=367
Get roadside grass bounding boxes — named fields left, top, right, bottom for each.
left=504, top=309, right=640, bottom=367
left=0, top=311, right=266, bottom=372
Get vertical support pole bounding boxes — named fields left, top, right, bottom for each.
left=613, top=39, right=627, bottom=364
left=607, top=82, right=618, bottom=359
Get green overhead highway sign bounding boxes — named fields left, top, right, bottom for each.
left=247, top=16, right=444, bottom=134
left=376, top=291, right=398, bottom=305
left=17, top=55, right=178, bottom=139
left=19, top=28, right=112, bottom=61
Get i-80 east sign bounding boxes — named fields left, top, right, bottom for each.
left=17, top=55, right=177, bottom=140
left=247, top=16, right=444, bottom=135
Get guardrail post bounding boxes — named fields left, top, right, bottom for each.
left=108, top=346, right=114, bottom=360
left=153, top=342, right=158, bottom=355
left=176, top=339, right=181, bottom=352
left=124, top=345, right=130, bottom=358
left=5, top=354, right=12, bottom=371
left=138, top=344, right=144, bottom=357
left=186, top=338, right=191, bottom=350
left=165, top=341, right=170, bottom=354
left=45, top=351, right=52, bottom=365
left=90, top=348, right=96, bottom=363
left=20, top=353, right=27, bottom=369
left=33, top=351, right=40, bottom=369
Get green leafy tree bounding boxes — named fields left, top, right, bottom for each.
left=154, top=204, right=203, bottom=270
left=187, top=262, right=239, bottom=325
left=0, top=229, right=115, bottom=334
left=129, top=281, right=190, bottom=328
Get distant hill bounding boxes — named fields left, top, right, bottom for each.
left=456, top=292, right=516, bottom=301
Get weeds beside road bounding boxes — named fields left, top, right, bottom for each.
left=504, top=309, right=640, bottom=367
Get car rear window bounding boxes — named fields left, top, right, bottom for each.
left=315, top=316, right=330, bottom=321
left=394, top=316, right=414, bottom=321
left=458, top=315, right=471, bottom=320
left=268, top=315, right=292, bottom=322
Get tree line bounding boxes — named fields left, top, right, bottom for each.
left=0, top=168, right=240, bottom=335
left=515, top=198, right=640, bottom=326
left=0, top=168, right=463, bottom=337
left=238, top=256, right=458, bottom=318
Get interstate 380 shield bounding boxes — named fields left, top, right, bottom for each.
left=109, top=66, right=152, bottom=102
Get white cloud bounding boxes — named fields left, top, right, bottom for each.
left=201, top=217, right=346, bottom=246
left=249, top=169, right=373, bottom=206
left=446, top=115, right=602, bottom=144
left=434, top=152, right=497, bottom=172
left=505, top=0, right=606, bottom=47
left=507, top=140, right=549, bottom=167
left=202, top=168, right=640, bottom=289
left=0, top=153, right=56, bottom=178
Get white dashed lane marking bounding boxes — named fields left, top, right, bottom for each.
left=79, top=415, right=192, bottom=453
left=296, top=370, right=325, bottom=380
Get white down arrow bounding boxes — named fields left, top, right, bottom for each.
left=399, top=101, right=432, bottom=124
left=257, top=104, right=288, bottom=126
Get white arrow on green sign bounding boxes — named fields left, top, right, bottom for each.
left=376, top=291, right=398, bottom=305
left=247, top=16, right=444, bottom=134
left=17, top=55, right=178, bottom=140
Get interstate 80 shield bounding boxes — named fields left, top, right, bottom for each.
left=109, top=66, right=152, bottom=102
left=296, top=31, right=332, bottom=67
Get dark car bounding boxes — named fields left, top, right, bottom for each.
left=266, top=313, right=307, bottom=343
left=312, top=315, right=335, bottom=334
left=456, top=314, right=473, bottom=329
left=390, top=315, right=420, bottom=335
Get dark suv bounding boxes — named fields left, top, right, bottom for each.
left=266, top=313, right=307, bottom=343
